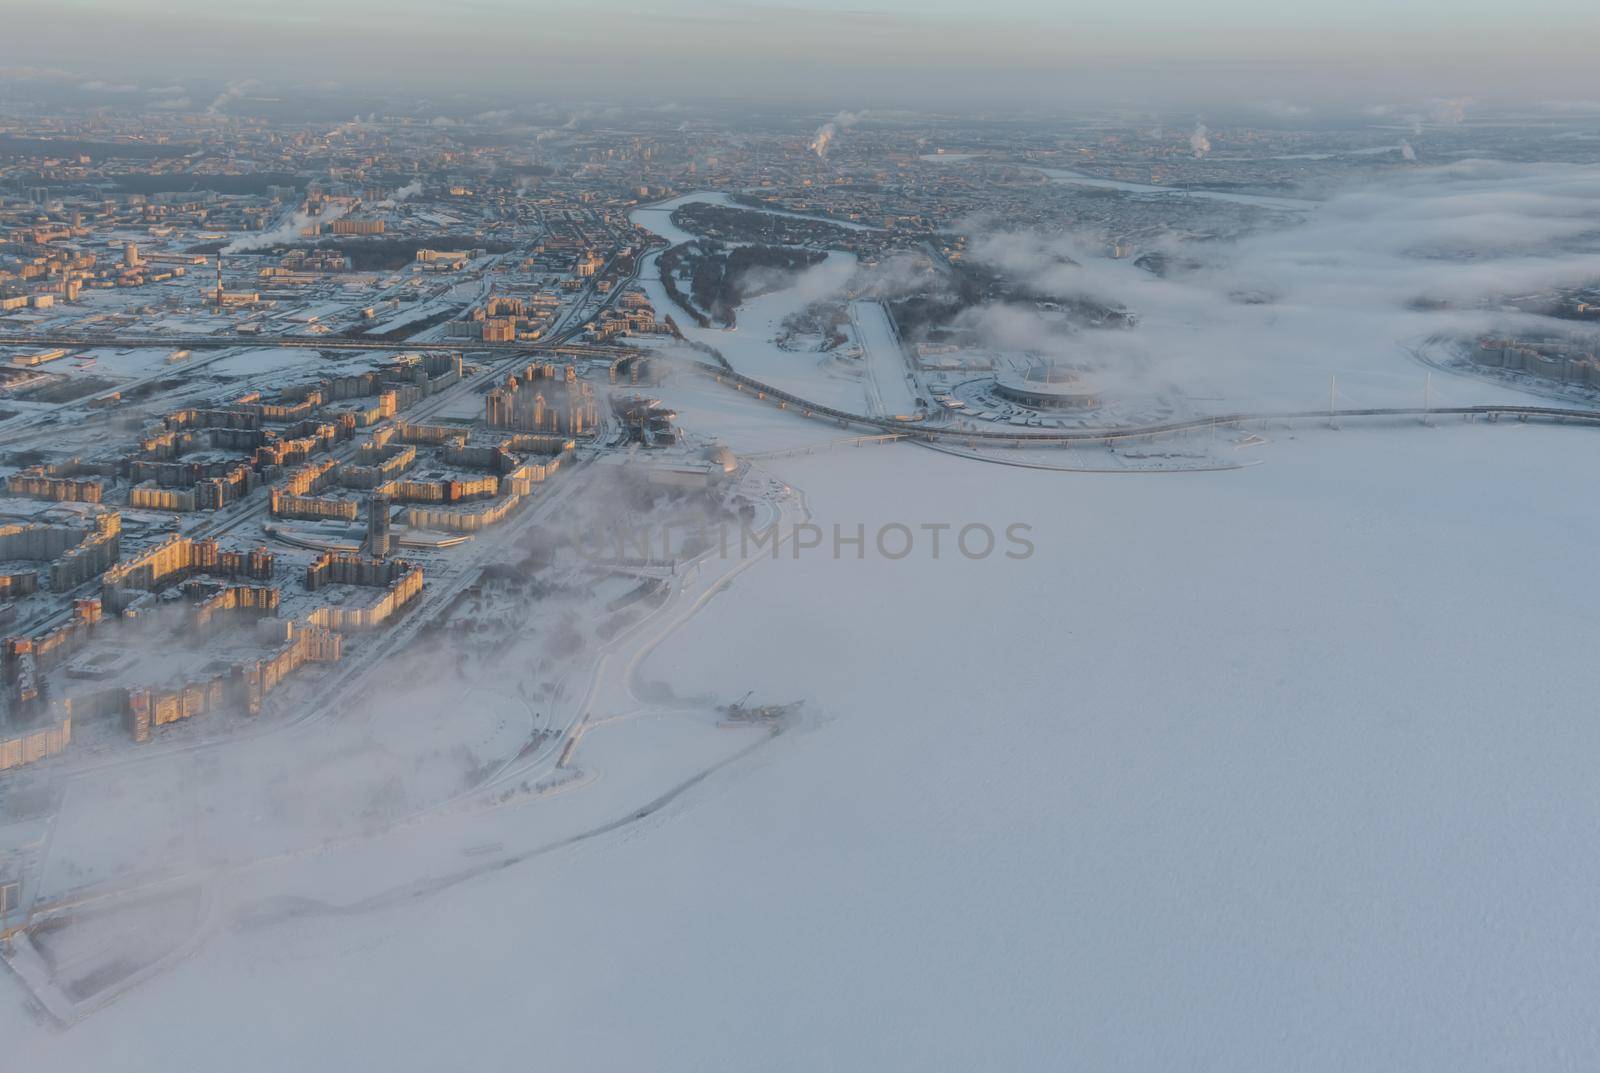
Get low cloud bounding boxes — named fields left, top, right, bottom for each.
left=1258, top=100, right=1310, bottom=119
left=948, top=160, right=1600, bottom=408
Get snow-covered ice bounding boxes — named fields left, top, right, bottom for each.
left=6, top=414, right=1600, bottom=1071
left=851, top=298, right=920, bottom=416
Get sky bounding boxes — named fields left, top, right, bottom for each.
left=4, top=0, right=1600, bottom=110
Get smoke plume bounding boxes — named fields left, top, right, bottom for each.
left=206, top=79, right=260, bottom=116
left=809, top=110, right=864, bottom=158
left=223, top=202, right=350, bottom=253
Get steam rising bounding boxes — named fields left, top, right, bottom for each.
left=1189, top=123, right=1211, bottom=158
left=223, top=202, right=350, bottom=253
left=206, top=79, right=260, bottom=116
left=810, top=110, right=864, bottom=158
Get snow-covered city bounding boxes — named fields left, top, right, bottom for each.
left=1, top=6, right=1599, bottom=1069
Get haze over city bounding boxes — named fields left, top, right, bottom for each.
left=6, top=0, right=1600, bottom=105
left=0, top=3, right=1598, bottom=1071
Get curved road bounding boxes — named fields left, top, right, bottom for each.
left=690, top=359, right=1600, bottom=444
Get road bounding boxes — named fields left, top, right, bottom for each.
left=690, top=358, right=1600, bottom=444
left=849, top=299, right=921, bottom=418
left=0, top=329, right=629, bottom=359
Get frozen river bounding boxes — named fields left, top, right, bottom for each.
left=628, top=196, right=880, bottom=415
left=16, top=412, right=1600, bottom=1073
left=850, top=299, right=919, bottom=417
left=630, top=189, right=881, bottom=247
left=1035, top=167, right=1320, bottom=211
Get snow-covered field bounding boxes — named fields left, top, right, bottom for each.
left=201, top=347, right=330, bottom=379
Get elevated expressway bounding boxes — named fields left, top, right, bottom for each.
left=0, top=330, right=629, bottom=362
